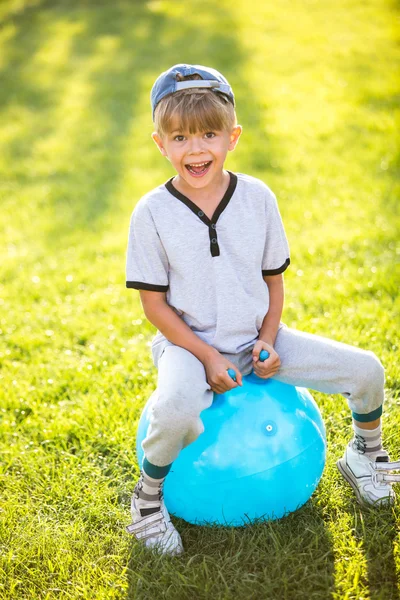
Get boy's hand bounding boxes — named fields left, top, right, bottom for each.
left=203, top=349, right=243, bottom=394
left=252, top=339, right=281, bottom=379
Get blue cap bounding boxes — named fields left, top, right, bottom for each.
left=151, top=63, right=235, bottom=120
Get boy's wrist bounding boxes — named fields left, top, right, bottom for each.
left=199, top=344, right=219, bottom=363
left=258, top=335, right=274, bottom=347
left=258, top=320, right=281, bottom=347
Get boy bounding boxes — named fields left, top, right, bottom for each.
left=125, top=64, right=398, bottom=556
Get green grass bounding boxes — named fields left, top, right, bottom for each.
left=0, top=0, right=399, bottom=598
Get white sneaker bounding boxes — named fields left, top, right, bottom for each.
left=126, top=484, right=184, bottom=556
left=337, top=439, right=397, bottom=506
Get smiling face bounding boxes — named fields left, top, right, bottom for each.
left=152, top=124, right=242, bottom=192
left=152, top=87, right=242, bottom=195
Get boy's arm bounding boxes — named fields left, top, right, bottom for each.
left=258, top=273, right=285, bottom=346
left=139, top=290, right=218, bottom=364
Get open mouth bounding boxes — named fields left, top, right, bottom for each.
left=185, top=161, right=212, bottom=177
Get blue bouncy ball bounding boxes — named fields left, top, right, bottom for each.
left=136, top=350, right=327, bottom=526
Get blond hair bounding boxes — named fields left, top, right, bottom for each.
left=154, top=75, right=237, bottom=137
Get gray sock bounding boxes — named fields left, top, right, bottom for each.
left=134, top=470, right=165, bottom=517
left=352, top=422, right=382, bottom=455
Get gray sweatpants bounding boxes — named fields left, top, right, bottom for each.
left=142, top=323, right=385, bottom=467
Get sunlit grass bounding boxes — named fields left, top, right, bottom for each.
left=0, top=0, right=399, bottom=598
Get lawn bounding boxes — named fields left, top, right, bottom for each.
left=0, top=0, right=399, bottom=598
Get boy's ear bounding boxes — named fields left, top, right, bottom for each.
left=228, top=125, right=242, bottom=151
left=152, top=132, right=168, bottom=157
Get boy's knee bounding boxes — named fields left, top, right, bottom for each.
left=354, top=351, right=385, bottom=398
left=183, top=419, right=205, bottom=447
left=365, top=352, right=385, bottom=386
left=148, top=378, right=211, bottom=447
left=148, top=399, right=203, bottom=456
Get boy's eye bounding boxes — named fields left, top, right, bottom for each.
left=174, top=135, right=185, bottom=142
left=204, top=132, right=216, bottom=138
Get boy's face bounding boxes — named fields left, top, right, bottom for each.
left=152, top=120, right=242, bottom=191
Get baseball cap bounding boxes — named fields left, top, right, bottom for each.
left=150, top=63, right=235, bottom=119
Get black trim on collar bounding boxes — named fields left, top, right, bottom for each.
left=165, top=171, right=237, bottom=226
left=262, top=258, right=291, bottom=276
left=126, top=281, right=169, bottom=291
left=165, top=172, right=237, bottom=258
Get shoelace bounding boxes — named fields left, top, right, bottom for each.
left=353, top=433, right=367, bottom=454
left=134, top=475, right=163, bottom=502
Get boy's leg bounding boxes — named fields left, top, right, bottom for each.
left=272, top=324, right=396, bottom=506
left=143, top=344, right=214, bottom=466
left=127, top=344, right=213, bottom=554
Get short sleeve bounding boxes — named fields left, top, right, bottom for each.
left=126, top=200, right=169, bottom=291
left=262, top=190, right=290, bottom=276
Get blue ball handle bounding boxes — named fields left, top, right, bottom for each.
left=227, top=349, right=270, bottom=382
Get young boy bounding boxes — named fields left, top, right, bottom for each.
left=125, top=64, right=397, bottom=556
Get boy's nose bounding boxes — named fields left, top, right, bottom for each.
left=188, top=136, right=205, bottom=153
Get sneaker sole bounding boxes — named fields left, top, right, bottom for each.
left=336, top=458, right=365, bottom=505
left=336, top=458, right=394, bottom=507
left=146, top=541, right=184, bottom=556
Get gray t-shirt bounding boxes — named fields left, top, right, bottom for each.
left=126, top=172, right=290, bottom=354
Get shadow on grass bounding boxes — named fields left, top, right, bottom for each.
left=126, top=499, right=335, bottom=600
left=356, top=504, right=399, bottom=600
left=336, top=495, right=400, bottom=600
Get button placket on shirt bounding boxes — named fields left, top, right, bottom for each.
left=209, top=223, right=220, bottom=257
left=195, top=210, right=220, bottom=257
left=165, top=172, right=237, bottom=259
